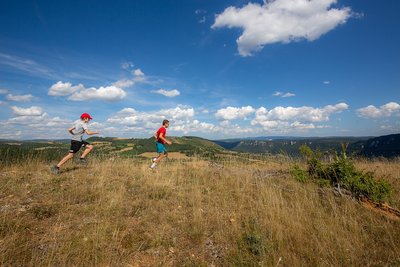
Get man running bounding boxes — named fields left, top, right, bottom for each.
left=51, top=113, right=99, bottom=174
left=150, top=119, right=172, bottom=169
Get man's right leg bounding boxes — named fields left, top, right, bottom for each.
left=57, top=153, right=75, bottom=168
left=151, top=153, right=162, bottom=168
left=52, top=152, right=74, bottom=174
left=155, top=153, right=166, bottom=164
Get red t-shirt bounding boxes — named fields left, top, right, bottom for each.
left=156, top=126, right=167, bottom=144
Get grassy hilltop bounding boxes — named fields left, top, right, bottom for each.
left=0, top=136, right=224, bottom=166
left=0, top=144, right=399, bottom=266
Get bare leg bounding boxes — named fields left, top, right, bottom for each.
left=57, top=153, right=74, bottom=168
left=80, top=145, right=93, bottom=159
left=155, top=152, right=167, bottom=163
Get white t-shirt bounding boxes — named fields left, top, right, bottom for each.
left=71, top=121, right=88, bottom=141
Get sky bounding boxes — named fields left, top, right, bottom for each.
left=0, top=0, right=399, bottom=140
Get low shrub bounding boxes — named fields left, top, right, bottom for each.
left=293, top=145, right=393, bottom=203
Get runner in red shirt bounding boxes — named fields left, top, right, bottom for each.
left=150, top=119, right=172, bottom=169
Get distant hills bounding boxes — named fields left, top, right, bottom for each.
left=1, top=134, right=399, bottom=159
left=213, top=134, right=400, bottom=158
left=348, top=133, right=400, bottom=158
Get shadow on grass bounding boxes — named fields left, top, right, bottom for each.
left=60, top=166, right=80, bottom=174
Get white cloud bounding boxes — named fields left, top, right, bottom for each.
left=113, top=79, right=134, bottom=88
left=48, top=81, right=84, bottom=96
left=195, top=9, right=206, bottom=15
left=215, top=106, right=255, bottom=120
left=105, top=106, right=200, bottom=136
left=11, top=106, right=43, bottom=116
left=0, top=131, right=22, bottom=139
left=8, top=113, right=47, bottom=124
left=133, top=68, right=144, bottom=77
left=121, top=61, right=134, bottom=70
left=162, top=106, right=195, bottom=120
left=131, top=68, right=146, bottom=82
left=251, top=103, right=348, bottom=132
left=357, top=102, right=400, bottom=119
left=282, top=92, right=295, bottom=98
left=49, top=81, right=127, bottom=102
left=323, top=80, right=331, bottom=85
left=107, top=106, right=195, bottom=127
left=6, top=94, right=34, bottom=102
left=253, top=103, right=348, bottom=123
left=152, top=89, right=180, bottom=97
left=69, top=86, right=127, bottom=102
left=172, top=120, right=218, bottom=135
left=2, top=109, right=73, bottom=139
left=212, top=0, right=352, bottom=56
left=273, top=91, right=295, bottom=97
left=0, top=88, right=8, bottom=94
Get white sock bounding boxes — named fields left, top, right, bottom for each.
left=150, top=162, right=157, bottom=168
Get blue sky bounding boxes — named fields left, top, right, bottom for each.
left=0, top=0, right=399, bottom=140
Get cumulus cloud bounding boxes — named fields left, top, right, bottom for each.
left=11, top=106, right=43, bottom=116
left=162, top=106, right=195, bottom=120
left=215, top=106, right=255, bottom=120
left=253, top=103, right=348, bottom=123
left=152, top=89, right=180, bottom=97
left=2, top=108, right=73, bottom=139
left=212, top=0, right=352, bottom=56
left=48, top=81, right=84, bottom=96
left=108, top=106, right=195, bottom=126
left=105, top=106, right=202, bottom=136
left=6, top=94, right=34, bottom=102
left=48, top=81, right=127, bottom=102
left=251, top=103, right=348, bottom=131
left=0, top=88, right=8, bottom=94
left=69, top=86, right=127, bottom=102
left=357, top=102, right=400, bottom=119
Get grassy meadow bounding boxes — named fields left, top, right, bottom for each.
left=0, top=151, right=399, bottom=266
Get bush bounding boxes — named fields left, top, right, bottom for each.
left=293, top=145, right=393, bottom=203
left=290, top=165, right=309, bottom=183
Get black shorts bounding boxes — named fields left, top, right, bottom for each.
left=69, top=140, right=90, bottom=153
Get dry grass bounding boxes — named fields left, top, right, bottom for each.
left=139, top=152, right=190, bottom=160
left=0, top=155, right=399, bottom=266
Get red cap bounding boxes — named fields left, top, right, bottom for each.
left=80, top=113, right=93, bottom=120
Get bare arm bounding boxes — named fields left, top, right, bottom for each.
left=84, top=129, right=99, bottom=135
left=68, top=127, right=75, bottom=135
left=159, top=133, right=172, bottom=145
